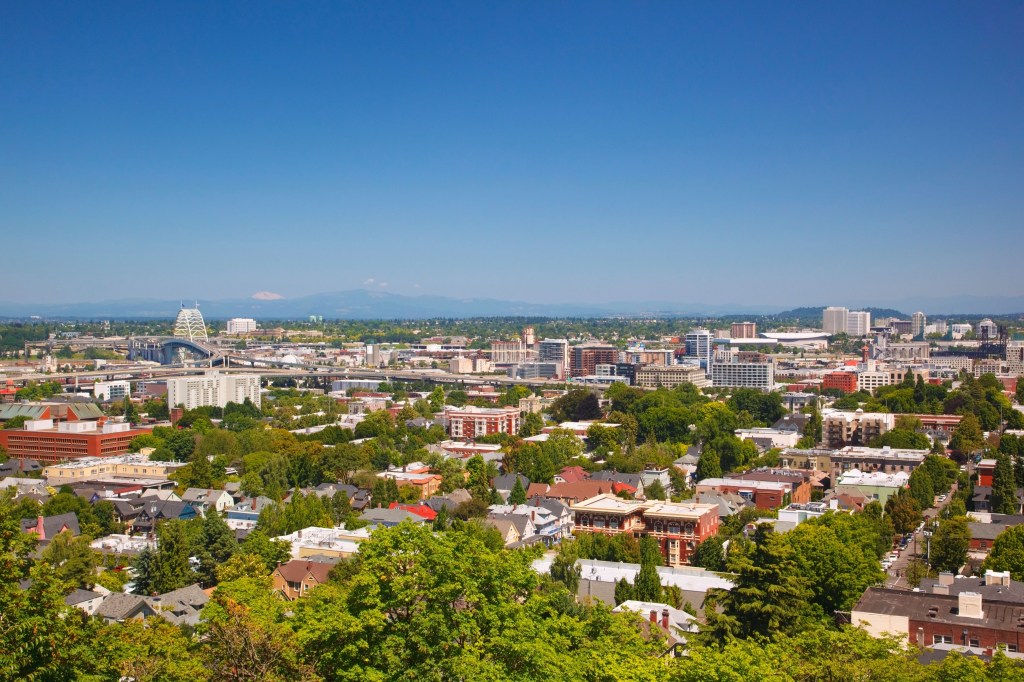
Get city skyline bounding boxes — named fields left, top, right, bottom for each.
left=2, top=3, right=1022, bottom=305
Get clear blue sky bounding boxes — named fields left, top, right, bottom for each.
left=2, top=2, right=1022, bottom=307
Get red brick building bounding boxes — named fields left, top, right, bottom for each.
left=444, top=406, right=521, bottom=440
left=854, top=574, right=1024, bottom=653
left=822, top=371, right=858, bottom=394
left=0, top=423, right=150, bottom=464
left=570, top=494, right=720, bottom=566
left=570, top=345, right=618, bottom=377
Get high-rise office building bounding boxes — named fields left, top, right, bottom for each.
left=823, top=307, right=848, bottom=335
left=911, top=312, right=926, bottom=338
left=538, top=339, right=569, bottom=378
left=684, top=329, right=713, bottom=363
left=731, top=322, right=757, bottom=339
left=846, top=311, right=872, bottom=337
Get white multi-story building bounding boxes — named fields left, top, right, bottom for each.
left=950, top=323, right=973, bottom=340
left=635, top=364, right=710, bottom=389
left=226, top=318, right=258, bottom=335
left=93, top=380, right=130, bottom=401
left=685, top=329, right=714, bottom=364
left=846, top=311, right=872, bottom=337
left=709, top=351, right=774, bottom=391
left=823, top=307, right=848, bottom=335
left=911, top=312, right=926, bottom=338
left=490, top=340, right=528, bottom=364
left=978, top=318, right=999, bottom=341
left=166, top=373, right=261, bottom=410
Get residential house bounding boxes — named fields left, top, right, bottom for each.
left=148, top=584, right=209, bottom=626
left=359, top=507, right=431, bottom=528
left=95, top=593, right=157, bottom=624
left=554, top=466, right=590, bottom=485
left=65, top=588, right=106, bottom=616
left=272, top=558, right=337, bottom=600
left=487, top=514, right=536, bottom=547
left=132, top=500, right=198, bottom=535
left=181, top=488, right=234, bottom=516
left=530, top=480, right=628, bottom=505
left=590, top=471, right=646, bottom=498
left=377, top=463, right=443, bottom=500
left=21, top=512, right=80, bottom=543
left=226, top=496, right=275, bottom=531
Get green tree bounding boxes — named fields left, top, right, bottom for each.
left=695, top=447, right=721, bottom=481
left=885, top=491, right=922, bottom=535
left=195, top=510, right=238, bottom=587
left=518, top=411, right=544, bottom=437
left=614, top=576, right=634, bottom=605
left=930, top=516, right=970, bottom=574
left=981, top=525, right=1024, bottom=580
left=632, top=537, right=662, bottom=602
left=692, top=536, right=726, bottom=572
left=40, top=531, right=99, bottom=589
left=950, top=412, right=984, bottom=456
left=508, top=477, right=527, bottom=505
left=645, top=479, right=667, bottom=500
left=991, top=454, right=1019, bottom=515
left=152, top=519, right=196, bottom=593
left=907, top=468, right=935, bottom=512
left=703, top=526, right=811, bottom=642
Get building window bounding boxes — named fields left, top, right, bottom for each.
left=933, top=635, right=953, bottom=645
left=969, top=639, right=980, bottom=649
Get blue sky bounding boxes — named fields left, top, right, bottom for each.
left=2, top=2, right=1022, bottom=307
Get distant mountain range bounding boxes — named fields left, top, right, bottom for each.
left=0, top=290, right=1021, bottom=320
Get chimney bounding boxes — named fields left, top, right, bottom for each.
left=251, top=497, right=257, bottom=511
left=661, top=609, right=670, bottom=631
left=35, top=515, right=45, bottom=540
left=916, top=627, right=925, bottom=648
left=531, top=511, right=535, bottom=522
left=958, top=592, right=983, bottom=619
left=985, top=570, right=1011, bottom=587
left=650, top=610, right=657, bottom=624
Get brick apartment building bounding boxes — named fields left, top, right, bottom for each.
left=571, top=345, right=618, bottom=378
left=570, top=494, right=719, bottom=566
left=444, top=406, right=521, bottom=440
left=854, top=572, right=1024, bottom=653
left=822, top=371, right=858, bottom=394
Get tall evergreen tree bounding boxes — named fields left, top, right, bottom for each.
left=152, top=520, right=195, bottom=594
left=508, top=477, right=527, bottom=506
left=702, top=525, right=811, bottom=642
left=991, top=454, right=1019, bottom=515
left=632, top=537, right=662, bottom=602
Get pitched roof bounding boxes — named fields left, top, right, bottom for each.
left=492, top=473, right=530, bottom=491
left=359, top=508, right=429, bottom=525
left=21, top=513, right=80, bottom=540
left=95, top=592, right=151, bottom=620
left=538, top=480, right=617, bottom=501
left=556, top=466, right=590, bottom=484
left=65, top=588, right=104, bottom=606
left=387, top=502, right=437, bottom=521
left=275, top=559, right=334, bottom=584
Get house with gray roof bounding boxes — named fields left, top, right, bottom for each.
left=359, top=507, right=430, bottom=528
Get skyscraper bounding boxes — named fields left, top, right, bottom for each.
left=823, top=307, right=849, bottom=335
left=911, top=312, right=926, bottom=338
